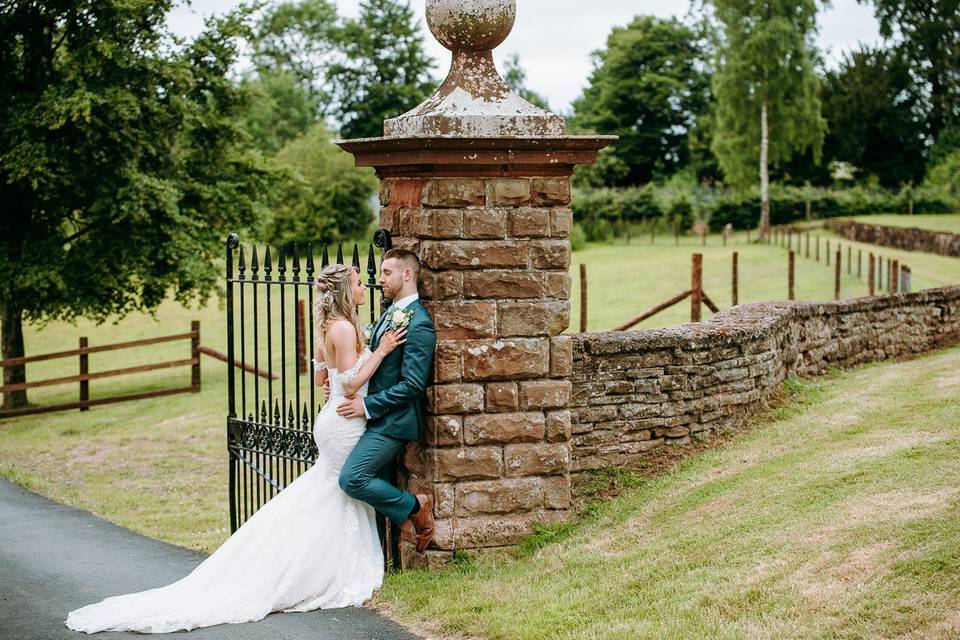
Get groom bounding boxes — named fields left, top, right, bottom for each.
left=335, top=248, right=437, bottom=553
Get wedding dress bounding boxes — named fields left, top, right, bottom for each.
left=66, top=349, right=383, bottom=634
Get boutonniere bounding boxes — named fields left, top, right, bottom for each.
left=363, top=322, right=375, bottom=343
left=386, top=307, right=415, bottom=331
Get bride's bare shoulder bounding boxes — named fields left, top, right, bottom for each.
left=326, top=319, right=357, bottom=337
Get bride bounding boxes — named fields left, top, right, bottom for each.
left=66, top=263, right=407, bottom=634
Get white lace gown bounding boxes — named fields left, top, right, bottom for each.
left=65, top=349, right=383, bottom=634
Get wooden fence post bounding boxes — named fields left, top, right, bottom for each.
left=805, top=232, right=810, bottom=258
left=847, top=245, right=852, bottom=275
left=691, top=253, right=703, bottom=322
left=887, top=258, right=892, bottom=291
left=877, top=254, right=883, bottom=291
left=834, top=249, right=841, bottom=299
left=868, top=253, right=875, bottom=296
left=891, top=260, right=899, bottom=294
left=297, top=300, right=307, bottom=376
left=732, top=251, right=739, bottom=307
left=191, top=320, right=201, bottom=391
left=816, top=235, right=820, bottom=262
left=79, top=337, right=89, bottom=412
left=901, top=265, right=912, bottom=293
left=827, top=240, right=831, bottom=265
left=858, top=249, right=862, bottom=279
left=579, top=263, right=588, bottom=333
left=788, top=250, right=796, bottom=300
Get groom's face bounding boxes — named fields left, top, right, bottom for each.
left=379, top=257, right=406, bottom=300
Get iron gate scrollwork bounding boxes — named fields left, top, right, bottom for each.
left=224, top=229, right=392, bottom=534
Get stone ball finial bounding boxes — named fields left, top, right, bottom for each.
left=426, top=0, right=516, bottom=52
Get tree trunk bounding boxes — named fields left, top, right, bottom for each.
left=1, top=304, right=28, bottom=409
left=759, top=99, right=771, bottom=240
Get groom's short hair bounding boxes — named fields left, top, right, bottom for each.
left=383, top=248, right=421, bottom=281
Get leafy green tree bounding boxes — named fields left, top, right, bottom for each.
left=820, top=46, right=927, bottom=188
left=571, top=16, right=710, bottom=186
left=328, top=0, right=436, bottom=139
left=502, top=52, right=550, bottom=111
left=711, top=0, right=826, bottom=238
left=269, top=124, right=378, bottom=245
left=860, top=0, right=960, bottom=141
left=239, top=70, right=321, bottom=155
left=0, top=1, right=277, bottom=409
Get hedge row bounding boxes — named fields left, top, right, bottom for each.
left=570, top=185, right=958, bottom=240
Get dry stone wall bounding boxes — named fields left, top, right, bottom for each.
left=827, top=220, right=960, bottom=258
left=570, top=287, right=960, bottom=473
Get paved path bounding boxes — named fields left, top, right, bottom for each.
left=0, top=478, right=421, bottom=640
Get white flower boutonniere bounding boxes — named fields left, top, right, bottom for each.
left=387, top=307, right=415, bottom=331
left=363, top=322, right=375, bottom=343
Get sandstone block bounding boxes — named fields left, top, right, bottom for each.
left=379, top=181, right=392, bottom=206
left=485, top=382, right=519, bottom=412
left=463, top=209, right=508, bottom=239
left=420, top=270, right=462, bottom=301
left=519, top=380, right=572, bottom=410
left=545, top=409, right=572, bottom=442
left=387, top=179, right=424, bottom=207
left=433, top=447, right=503, bottom=481
left=421, top=240, right=529, bottom=270
left=433, top=341, right=462, bottom=382
left=428, top=301, right=497, bottom=340
left=544, top=272, right=572, bottom=299
left=530, top=239, right=571, bottom=269
left=451, top=511, right=566, bottom=548
left=434, top=483, right=457, bottom=519
left=498, top=300, right=569, bottom=337
left=550, top=335, right=574, bottom=377
left=486, top=178, right=531, bottom=206
left=455, top=477, right=544, bottom=515
left=430, top=384, right=485, bottom=414
left=550, top=208, right=574, bottom=238
left=422, top=178, right=485, bottom=207
left=464, top=411, right=546, bottom=445
left=426, top=415, right=463, bottom=446
left=504, top=443, right=570, bottom=477
left=379, top=206, right=399, bottom=233
left=531, top=177, right=571, bottom=206
left=543, top=475, right=572, bottom=509
left=462, top=338, right=550, bottom=380
left=509, top=207, right=552, bottom=238
left=463, top=271, right=546, bottom=299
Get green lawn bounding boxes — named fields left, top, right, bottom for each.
left=377, top=345, right=960, bottom=640
left=848, top=213, right=960, bottom=235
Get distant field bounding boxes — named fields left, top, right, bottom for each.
left=849, top=214, right=960, bottom=235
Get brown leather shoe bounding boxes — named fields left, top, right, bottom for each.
left=401, top=494, right=434, bottom=553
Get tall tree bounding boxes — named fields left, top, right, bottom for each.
left=820, top=46, right=927, bottom=188
left=502, top=52, right=550, bottom=111
left=239, top=70, right=321, bottom=155
left=571, top=16, right=710, bottom=187
left=711, top=0, right=826, bottom=238
left=0, top=1, right=277, bottom=409
left=328, top=0, right=436, bottom=139
left=860, top=0, right=960, bottom=142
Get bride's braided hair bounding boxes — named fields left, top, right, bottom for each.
left=314, top=264, right=365, bottom=357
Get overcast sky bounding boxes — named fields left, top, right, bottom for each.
left=168, top=0, right=884, bottom=113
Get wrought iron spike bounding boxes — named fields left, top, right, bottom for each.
left=247, top=411, right=254, bottom=422
left=366, top=244, right=377, bottom=281
left=251, top=245, right=259, bottom=273
left=321, top=245, right=330, bottom=268
left=351, top=243, right=361, bottom=270
left=277, top=245, right=286, bottom=278
left=273, top=399, right=281, bottom=425
left=237, top=245, right=246, bottom=277
left=292, top=243, right=301, bottom=279
left=287, top=401, right=295, bottom=428
left=306, top=243, right=315, bottom=277
left=301, top=403, right=310, bottom=429
left=260, top=400, right=267, bottom=422
left=336, top=243, right=344, bottom=265
left=264, top=246, right=272, bottom=275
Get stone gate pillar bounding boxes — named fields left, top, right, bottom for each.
left=337, top=0, right=613, bottom=566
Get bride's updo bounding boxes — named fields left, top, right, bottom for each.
left=314, top=264, right=365, bottom=355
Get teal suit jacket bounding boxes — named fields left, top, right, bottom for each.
left=366, top=299, right=436, bottom=442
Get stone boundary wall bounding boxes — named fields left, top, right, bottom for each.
left=569, top=287, right=960, bottom=473
left=826, top=219, right=960, bottom=258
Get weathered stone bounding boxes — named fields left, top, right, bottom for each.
left=420, top=270, right=463, bottom=301
left=433, top=341, right=462, bottom=383
left=379, top=206, right=399, bottom=233
left=531, top=177, right=571, bottom=206
left=487, top=178, right=531, bottom=206
left=550, top=335, right=574, bottom=377
left=550, top=208, right=573, bottom=237
left=498, top=300, right=569, bottom=337
left=654, top=426, right=691, bottom=438
left=464, top=412, right=546, bottom=445
left=379, top=181, right=392, bottom=206
left=519, top=380, right=572, bottom=410
left=421, top=240, right=529, bottom=270
left=485, top=382, right=519, bottom=412
left=434, top=483, right=457, bottom=518
left=450, top=511, right=567, bottom=548
left=543, top=475, right=572, bottom=509
left=530, top=239, right=571, bottom=269
left=387, top=179, right=424, bottom=207
left=428, top=301, right=497, bottom=340
left=398, top=208, right=463, bottom=238
left=430, top=384, right=485, bottom=414
left=545, top=409, right=572, bottom=442
left=455, top=477, right=544, bottom=515
left=462, top=338, right=550, bottom=380
left=427, top=415, right=464, bottom=446
left=509, top=207, right=552, bottom=238
left=463, top=271, right=546, bottom=299
left=433, top=447, right=503, bottom=481
left=422, top=178, right=485, bottom=208
left=544, top=272, right=572, bottom=299
left=463, top=209, right=508, bottom=239
left=504, top=443, right=570, bottom=477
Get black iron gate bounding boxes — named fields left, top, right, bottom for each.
left=223, top=229, right=392, bottom=535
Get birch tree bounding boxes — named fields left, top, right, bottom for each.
left=711, top=0, right=826, bottom=238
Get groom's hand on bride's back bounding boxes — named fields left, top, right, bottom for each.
left=336, top=396, right=365, bottom=418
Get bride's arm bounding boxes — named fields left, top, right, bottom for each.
left=313, top=344, right=329, bottom=389
left=328, top=321, right=406, bottom=396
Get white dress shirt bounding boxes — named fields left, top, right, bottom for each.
left=363, top=293, right=419, bottom=418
